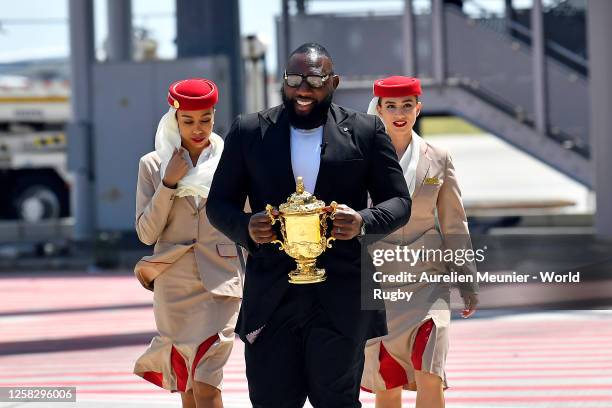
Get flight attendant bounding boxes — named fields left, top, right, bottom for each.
left=133, top=78, right=242, bottom=408
left=361, top=76, right=479, bottom=408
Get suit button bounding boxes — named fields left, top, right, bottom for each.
left=191, top=239, right=197, bottom=244
left=192, top=212, right=198, bottom=216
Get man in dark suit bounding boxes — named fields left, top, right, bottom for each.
left=207, top=43, right=411, bottom=408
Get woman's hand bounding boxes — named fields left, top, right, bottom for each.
left=461, top=293, right=479, bottom=318
left=162, top=148, right=190, bottom=188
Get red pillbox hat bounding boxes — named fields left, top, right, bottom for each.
left=373, top=76, right=422, bottom=98
left=167, top=78, right=218, bottom=110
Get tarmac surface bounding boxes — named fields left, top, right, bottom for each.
left=1, top=271, right=612, bottom=408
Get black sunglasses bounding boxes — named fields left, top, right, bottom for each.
left=283, top=71, right=332, bottom=88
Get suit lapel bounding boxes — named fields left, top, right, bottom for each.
left=313, top=105, right=351, bottom=198
left=260, top=105, right=350, bottom=200
left=260, top=107, right=296, bottom=201
left=412, top=141, right=431, bottom=198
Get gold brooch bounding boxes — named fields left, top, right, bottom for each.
left=173, top=100, right=180, bottom=109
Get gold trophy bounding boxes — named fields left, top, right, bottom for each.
left=266, top=177, right=338, bottom=284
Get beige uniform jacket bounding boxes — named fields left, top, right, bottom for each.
left=384, top=139, right=478, bottom=297
left=134, top=151, right=243, bottom=296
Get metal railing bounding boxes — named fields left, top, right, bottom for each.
left=276, top=0, right=590, bottom=157
left=440, top=2, right=589, bottom=156
left=462, top=0, right=587, bottom=75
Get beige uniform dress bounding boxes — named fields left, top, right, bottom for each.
left=132, top=151, right=243, bottom=392
left=361, top=138, right=478, bottom=392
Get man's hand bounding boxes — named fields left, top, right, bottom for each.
left=248, top=210, right=278, bottom=244
left=329, top=204, right=363, bottom=240
left=162, top=148, right=190, bottom=188
left=461, top=293, right=479, bottom=318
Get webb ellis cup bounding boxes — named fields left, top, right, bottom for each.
left=266, top=177, right=338, bottom=284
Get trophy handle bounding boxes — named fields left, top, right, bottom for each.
left=265, top=204, right=278, bottom=225
left=324, top=201, right=339, bottom=248
left=265, top=204, right=285, bottom=251
left=271, top=239, right=285, bottom=251
left=329, top=201, right=338, bottom=220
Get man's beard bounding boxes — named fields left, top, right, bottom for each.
left=281, top=87, right=333, bottom=129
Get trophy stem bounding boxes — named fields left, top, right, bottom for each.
left=288, top=259, right=327, bottom=284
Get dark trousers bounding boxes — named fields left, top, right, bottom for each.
left=244, top=285, right=366, bottom=408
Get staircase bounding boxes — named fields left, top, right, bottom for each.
left=441, top=3, right=591, bottom=186
left=279, top=0, right=592, bottom=187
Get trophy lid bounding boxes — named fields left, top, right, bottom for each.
left=279, top=177, right=326, bottom=214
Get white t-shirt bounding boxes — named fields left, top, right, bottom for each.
left=290, top=126, right=323, bottom=193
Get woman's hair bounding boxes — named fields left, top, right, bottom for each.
left=377, top=95, right=419, bottom=106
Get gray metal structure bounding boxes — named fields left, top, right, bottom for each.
left=432, top=0, right=446, bottom=84
left=402, top=0, right=416, bottom=76
left=67, top=0, right=95, bottom=240
left=107, top=0, right=133, bottom=62
left=587, top=0, right=612, bottom=238
left=175, top=0, right=244, bottom=117
left=531, top=0, right=548, bottom=135
left=282, top=0, right=292, bottom=62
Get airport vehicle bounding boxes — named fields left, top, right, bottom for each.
left=0, top=69, right=71, bottom=222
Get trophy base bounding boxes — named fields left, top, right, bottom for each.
left=288, top=261, right=327, bottom=284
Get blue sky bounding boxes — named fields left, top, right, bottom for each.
left=0, top=0, right=530, bottom=73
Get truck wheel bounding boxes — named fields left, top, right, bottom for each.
left=15, top=185, right=62, bottom=222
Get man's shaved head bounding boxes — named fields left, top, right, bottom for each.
left=288, top=43, right=334, bottom=67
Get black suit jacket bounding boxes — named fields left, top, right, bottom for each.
left=207, top=104, right=411, bottom=342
